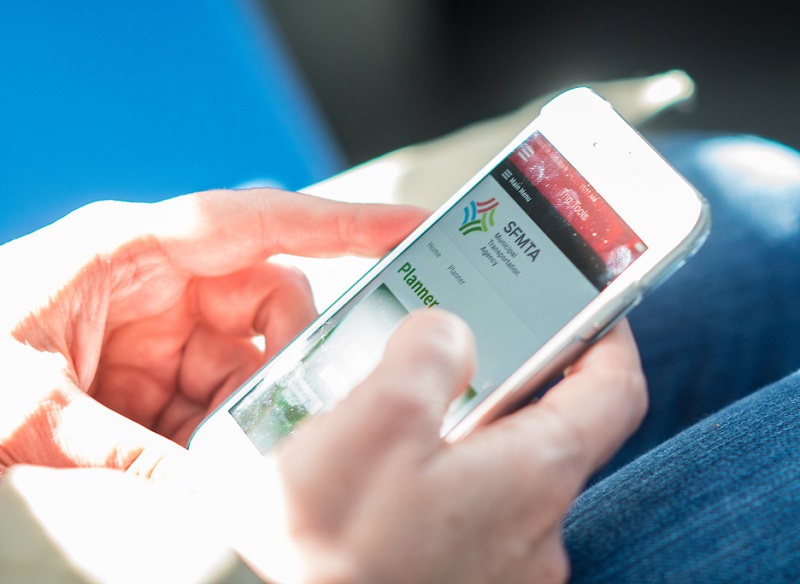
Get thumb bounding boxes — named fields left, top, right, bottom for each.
left=284, top=309, right=477, bottom=471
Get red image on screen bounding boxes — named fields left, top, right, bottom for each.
left=510, top=133, right=646, bottom=278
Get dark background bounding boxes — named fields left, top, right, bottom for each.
left=265, top=0, right=799, bottom=166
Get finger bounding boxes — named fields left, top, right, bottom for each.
left=286, top=310, right=476, bottom=467
left=90, top=302, right=197, bottom=426
left=168, top=325, right=264, bottom=442
left=536, top=319, right=648, bottom=473
left=145, top=189, right=429, bottom=276
left=3, top=191, right=426, bottom=318
left=277, top=310, right=476, bottom=522
left=176, top=326, right=263, bottom=404
left=84, top=323, right=260, bottom=447
left=521, top=534, right=570, bottom=584
left=441, top=320, right=645, bottom=531
left=476, top=321, right=646, bottom=486
left=346, top=309, right=476, bottom=444
left=192, top=261, right=317, bottom=358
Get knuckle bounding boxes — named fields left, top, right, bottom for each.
left=274, top=263, right=313, bottom=294
left=335, top=209, right=356, bottom=250
left=540, top=402, right=591, bottom=466
left=541, top=552, right=570, bottom=584
left=507, top=533, right=569, bottom=584
left=626, top=366, right=649, bottom=421
left=529, top=534, right=570, bottom=584
left=353, top=370, right=448, bottom=446
left=369, top=378, right=432, bottom=421
left=606, top=364, right=649, bottom=431
left=526, top=407, right=592, bottom=504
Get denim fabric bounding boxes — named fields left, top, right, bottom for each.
left=566, top=133, right=800, bottom=581
left=567, top=373, right=800, bottom=582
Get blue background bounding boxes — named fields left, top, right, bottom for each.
left=0, top=0, right=343, bottom=243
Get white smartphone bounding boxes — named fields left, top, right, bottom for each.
left=189, top=88, right=710, bottom=461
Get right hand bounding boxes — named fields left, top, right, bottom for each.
left=229, top=310, right=646, bottom=584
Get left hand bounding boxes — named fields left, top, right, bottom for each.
left=0, top=188, right=427, bottom=479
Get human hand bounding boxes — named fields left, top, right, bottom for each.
left=220, top=310, right=646, bottom=584
left=0, top=186, right=646, bottom=584
left=0, top=189, right=427, bottom=478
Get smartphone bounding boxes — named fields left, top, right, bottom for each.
left=189, top=88, right=710, bottom=461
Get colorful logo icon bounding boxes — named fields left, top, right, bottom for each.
left=459, top=198, right=498, bottom=235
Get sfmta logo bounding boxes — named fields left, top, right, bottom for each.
left=459, top=198, right=498, bottom=235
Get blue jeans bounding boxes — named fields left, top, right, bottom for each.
left=565, top=133, right=800, bottom=582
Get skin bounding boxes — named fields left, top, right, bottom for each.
left=0, top=188, right=647, bottom=583
left=0, top=189, right=426, bottom=470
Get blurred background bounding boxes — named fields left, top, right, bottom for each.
left=266, top=0, right=799, bottom=163
left=1, top=0, right=798, bottom=243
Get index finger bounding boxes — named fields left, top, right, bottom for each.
left=147, top=188, right=429, bottom=276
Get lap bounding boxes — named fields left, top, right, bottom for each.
left=566, top=133, right=800, bottom=581
left=566, top=368, right=800, bottom=582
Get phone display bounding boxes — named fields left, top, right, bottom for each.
left=189, top=88, right=710, bottom=458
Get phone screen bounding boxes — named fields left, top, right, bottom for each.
left=230, top=132, right=647, bottom=453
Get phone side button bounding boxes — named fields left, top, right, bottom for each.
left=579, top=299, right=640, bottom=343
